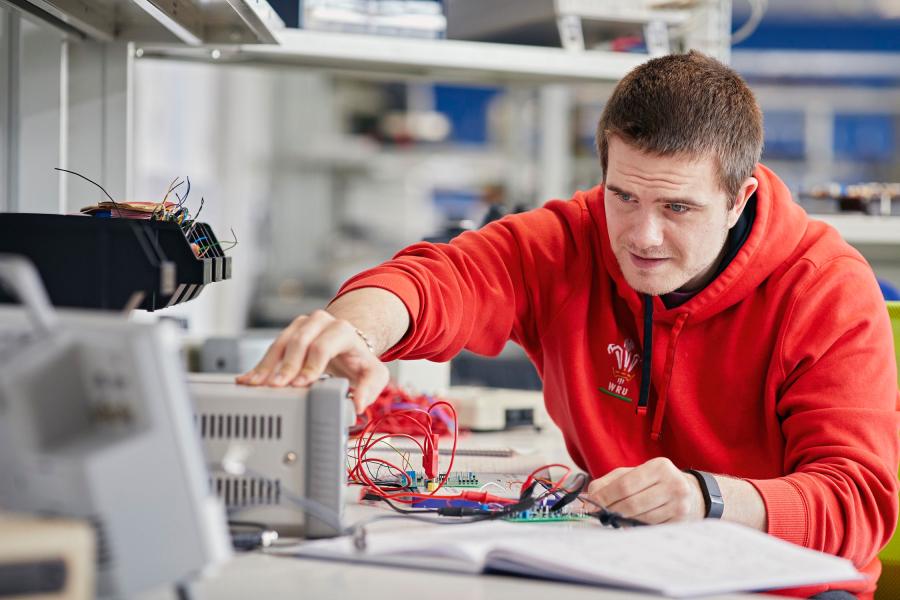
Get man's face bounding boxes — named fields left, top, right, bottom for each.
left=604, top=136, right=749, bottom=296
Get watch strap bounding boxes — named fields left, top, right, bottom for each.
left=686, top=469, right=724, bottom=519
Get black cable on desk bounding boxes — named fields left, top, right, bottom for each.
left=228, top=520, right=279, bottom=551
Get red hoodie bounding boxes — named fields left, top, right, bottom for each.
left=337, top=165, right=900, bottom=598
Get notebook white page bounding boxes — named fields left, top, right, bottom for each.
left=288, top=520, right=862, bottom=598
left=484, top=520, right=862, bottom=597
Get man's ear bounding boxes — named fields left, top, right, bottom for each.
left=728, top=176, right=758, bottom=228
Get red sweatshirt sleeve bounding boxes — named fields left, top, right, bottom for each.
left=748, top=256, right=900, bottom=567
left=334, top=198, right=589, bottom=363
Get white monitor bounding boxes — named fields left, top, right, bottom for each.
left=0, top=256, right=231, bottom=598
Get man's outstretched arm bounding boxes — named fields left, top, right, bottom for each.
left=236, top=287, right=409, bottom=413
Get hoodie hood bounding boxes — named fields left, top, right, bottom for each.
left=587, top=164, right=809, bottom=439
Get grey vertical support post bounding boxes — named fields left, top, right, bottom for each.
left=538, top=84, right=572, bottom=205
left=1, top=12, right=69, bottom=214
left=683, top=0, right=732, bottom=64
left=805, top=101, right=835, bottom=187
left=58, top=39, right=67, bottom=213
left=0, top=9, right=21, bottom=213
left=63, top=40, right=134, bottom=211
left=267, top=70, right=335, bottom=282
left=18, top=18, right=65, bottom=214
left=503, top=87, right=538, bottom=208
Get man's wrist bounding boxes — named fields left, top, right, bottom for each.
left=354, top=327, right=376, bottom=355
left=683, top=472, right=707, bottom=520
left=718, top=477, right=767, bottom=531
left=326, top=287, right=410, bottom=357
left=686, top=470, right=724, bottom=519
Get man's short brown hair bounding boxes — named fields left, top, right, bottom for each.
left=596, top=51, right=763, bottom=205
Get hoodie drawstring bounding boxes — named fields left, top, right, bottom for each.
left=637, top=295, right=653, bottom=415
left=635, top=295, right=689, bottom=441
left=650, top=312, right=689, bottom=442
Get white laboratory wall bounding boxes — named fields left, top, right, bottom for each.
left=1, top=11, right=134, bottom=215
left=132, top=60, right=369, bottom=336
left=133, top=60, right=273, bottom=336
left=3, top=14, right=66, bottom=214
left=19, top=19, right=63, bottom=213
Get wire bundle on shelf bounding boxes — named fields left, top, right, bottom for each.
left=59, top=167, right=239, bottom=259
left=0, top=168, right=236, bottom=311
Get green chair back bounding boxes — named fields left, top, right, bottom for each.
left=876, top=301, right=900, bottom=598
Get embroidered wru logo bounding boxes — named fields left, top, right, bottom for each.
left=603, top=338, right=640, bottom=401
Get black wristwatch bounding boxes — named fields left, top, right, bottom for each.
left=686, top=469, right=724, bottom=519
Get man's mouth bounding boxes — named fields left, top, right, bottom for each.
left=629, top=252, right=669, bottom=269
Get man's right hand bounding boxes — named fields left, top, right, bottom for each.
left=235, top=309, right=390, bottom=414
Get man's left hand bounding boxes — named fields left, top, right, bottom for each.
left=586, top=457, right=705, bottom=524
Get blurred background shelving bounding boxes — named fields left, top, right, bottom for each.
left=5, top=0, right=284, bottom=44
left=2, top=0, right=899, bottom=333
left=138, top=28, right=650, bottom=83
left=817, top=215, right=900, bottom=246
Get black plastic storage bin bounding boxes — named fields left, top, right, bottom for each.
left=0, top=213, right=232, bottom=311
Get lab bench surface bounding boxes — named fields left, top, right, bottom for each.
left=136, top=426, right=785, bottom=600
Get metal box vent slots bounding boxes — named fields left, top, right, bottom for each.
left=188, top=373, right=354, bottom=538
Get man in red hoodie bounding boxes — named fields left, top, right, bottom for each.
left=238, top=52, right=899, bottom=598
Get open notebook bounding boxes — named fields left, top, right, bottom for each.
left=283, top=520, right=862, bottom=598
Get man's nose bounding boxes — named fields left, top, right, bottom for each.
left=628, top=214, right=665, bottom=250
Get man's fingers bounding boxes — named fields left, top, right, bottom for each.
left=238, top=315, right=310, bottom=384
left=298, top=321, right=360, bottom=384
left=588, top=465, right=657, bottom=508
left=290, top=351, right=388, bottom=414
left=628, top=502, right=681, bottom=525
left=236, top=311, right=389, bottom=414
left=238, top=311, right=337, bottom=387
left=629, top=486, right=698, bottom=524
left=267, top=318, right=332, bottom=386
left=240, top=334, right=289, bottom=385
left=586, top=467, right=629, bottom=500
left=587, top=458, right=702, bottom=523
left=587, top=467, right=627, bottom=490
left=605, top=482, right=668, bottom=518
left=351, top=363, right=390, bottom=414
left=317, top=357, right=388, bottom=412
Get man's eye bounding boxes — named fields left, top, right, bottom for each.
left=667, top=203, right=690, bottom=214
left=616, top=192, right=632, bottom=203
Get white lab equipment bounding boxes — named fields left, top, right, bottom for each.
left=188, top=373, right=353, bottom=538
left=0, top=255, right=231, bottom=598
